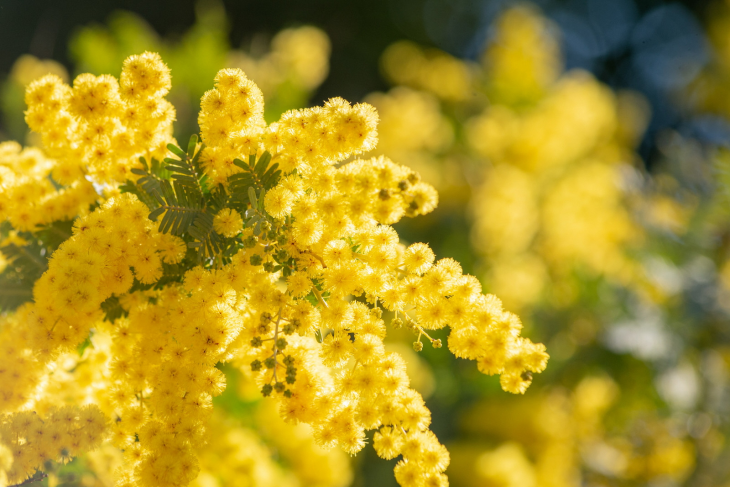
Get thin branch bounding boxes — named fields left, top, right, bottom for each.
left=299, top=249, right=326, bottom=268
left=311, top=286, right=329, bottom=311
left=9, top=472, right=48, bottom=487
left=17, top=246, right=45, bottom=270
left=272, top=307, right=282, bottom=382
left=45, top=224, right=72, bottom=242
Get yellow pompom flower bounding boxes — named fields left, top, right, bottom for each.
left=403, top=243, right=435, bottom=274
left=264, top=186, right=295, bottom=219
left=213, top=208, right=243, bottom=238
left=287, top=272, right=312, bottom=298
left=158, top=234, right=188, bottom=264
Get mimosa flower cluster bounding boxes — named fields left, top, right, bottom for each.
left=0, top=52, right=548, bottom=487
left=195, top=405, right=352, bottom=487
left=450, top=376, right=695, bottom=486
left=0, top=142, right=97, bottom=232
left=363, top=6, right=708, bottom=485
left=0, top=405, right=106, bottom=484
left=468, top=8, right=646, bottom=309
left=369, top=6, right=646, bottom=310
left=24, top=52, right=176, bottom=184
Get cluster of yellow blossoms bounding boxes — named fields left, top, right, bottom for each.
left=24, top=52, right=176, bottom=184
left=0, top=142, right=98, bottom=232
left=0, top=51, right=547, bottom=487
left=194, top=405, right=351, bottom=487
left=467, top=8, right=645, bottom=308
left=449, top=376, right=695, bottom=487
left=0, top=405, right=106, bottom=484
left=227, top=25, right=331, bottom=99
left=67, top=5, right=330, bottom=128
left=358, top=5, right=707, bottom=486
left=369, top=6, right=648, bottom=310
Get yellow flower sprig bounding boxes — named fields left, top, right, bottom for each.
left=0, top=52, right=548, bottom=487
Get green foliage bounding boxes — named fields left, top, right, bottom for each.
left=227, top=152, right=280, bottom=212
left=70, top=11, right=160, bottom=77
left=0, top=135, right=283, bottom=314
left=100, top=295, right=127, bottom=322
left=0, top=241, right=43, bottom=310
left=713, top=147, right=730, bottom=208
left=122, top=135, right=281, bottom=264
left=0, top=220, right=73, bottom=311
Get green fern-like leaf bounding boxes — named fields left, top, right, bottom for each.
left=0, top=278, right=34, bottom=311
left=149, top=179, right=205, bottom=236
left=188, top=212, right=224, bottom=260
left=227, top=151, right=281, bottom=212
left=100, top=295, right=127, bottom=322
left=137, top=136, right=282, bottom=265
left=153, top=262, right=188, bottom=288
left=164, top=135, right=207, bottom=199
left=0, top=220, right=74, bottom=311
left=206, top=187, right=229, bottom=214
left=123, top=157, right=169, bottom=210
left=0, top=241, right=47, bottom=311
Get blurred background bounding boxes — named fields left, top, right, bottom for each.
left=3, top=0, right=730, bottom=486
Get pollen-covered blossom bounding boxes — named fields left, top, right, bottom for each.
left=24, top=51, right=176, bottom=184
left=0, top=53, right=548, bottom=487
left=212, top=208, right=243, bottom=238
